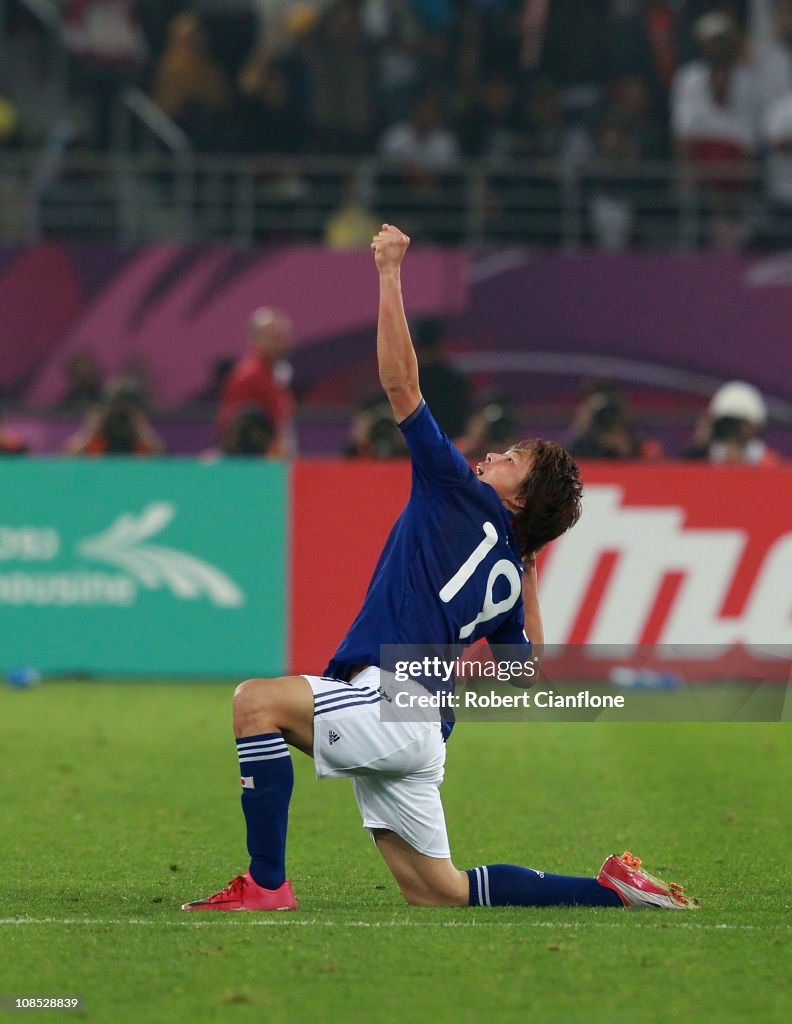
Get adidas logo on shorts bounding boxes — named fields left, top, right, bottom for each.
left=328, top=730, right=341, bottom=745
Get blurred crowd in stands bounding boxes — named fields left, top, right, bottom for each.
left=5, top=1, right=792, bottom=246
left=0, top=302, right=781, bottom=464
left=0, top=1, right=787, bottom=461
left=344, top=330, right=782, bottom=464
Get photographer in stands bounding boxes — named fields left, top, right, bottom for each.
left=685, top=380, right=781, bottom=465
left=65, top=379, right=165, bottom=456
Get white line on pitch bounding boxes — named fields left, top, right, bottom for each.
left=0, top=918, right=787, bottom=932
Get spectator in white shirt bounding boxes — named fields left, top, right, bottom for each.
left=671, top=12, right=759, bottom=162
left=671, top=11, right=760, bottom=246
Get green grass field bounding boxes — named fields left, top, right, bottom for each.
left=1, top=681, right=790, bottom=1024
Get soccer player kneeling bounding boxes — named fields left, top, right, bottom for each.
left=183, top=225, right=697, bottom=914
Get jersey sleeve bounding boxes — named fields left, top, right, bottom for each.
left=399, top=400, right=474, bottom=487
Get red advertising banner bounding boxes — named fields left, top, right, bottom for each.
left=539, top=464, right=792, bottom=680
left=290, top=462, right=792, bottom=680
left=289, top=460, right=411, bottom=674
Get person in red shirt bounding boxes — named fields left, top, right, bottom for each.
left=217, top=308, right=296, bottom=457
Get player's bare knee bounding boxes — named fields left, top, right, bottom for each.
left=233, top=677, right=261, bottom=713
left=397, top=873, right=469, bottom=908
left=401, top=886, right=428, bottom=907
left=233, top=677, right=281, bottom=734
left=400, top=883, right=467, bottom=908
left=401, top=884, right=440, bottom=907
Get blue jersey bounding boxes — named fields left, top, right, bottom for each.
left=325, top=401, right=529, bottom=695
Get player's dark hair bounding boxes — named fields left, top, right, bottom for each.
left=511, top=440, right=583, bottom=560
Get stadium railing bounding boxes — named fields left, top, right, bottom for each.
left=0, top=149, right=783, bottom=250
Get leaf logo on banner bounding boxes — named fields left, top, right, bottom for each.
left=79, top=503, right=244, bottom=607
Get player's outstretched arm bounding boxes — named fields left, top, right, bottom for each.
left=371, top=224, right=423, bottom=422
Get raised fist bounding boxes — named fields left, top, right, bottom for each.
left=371, top=224, right=410, bottom=272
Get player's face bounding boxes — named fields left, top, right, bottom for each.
left=475, top=448, right=532, bottom=511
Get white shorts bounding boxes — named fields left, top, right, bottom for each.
left=304, top=668, right=450, bottom=859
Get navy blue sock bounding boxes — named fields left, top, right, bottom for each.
left=236, top=733, right=294, bottom=890
left=467, top=864, right=622, bottom=908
